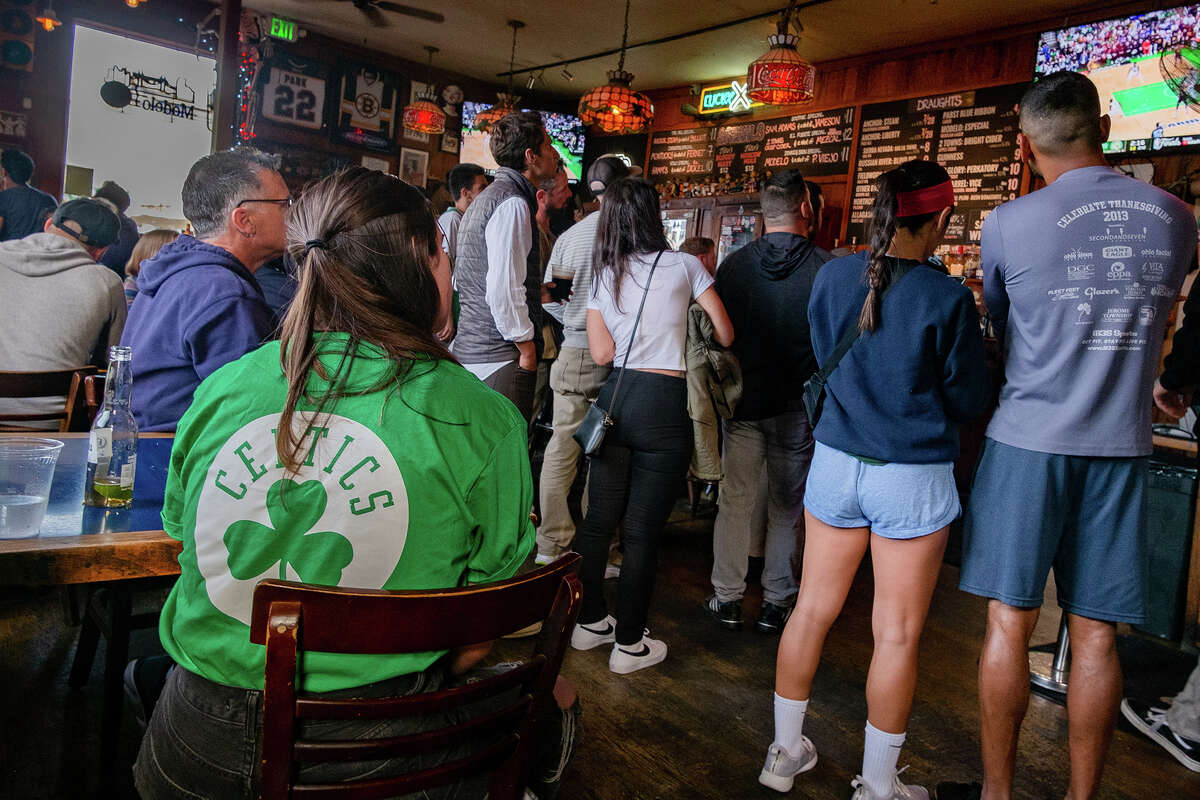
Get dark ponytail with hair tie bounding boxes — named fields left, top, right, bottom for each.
left=857, top=159, right=953, bottom=333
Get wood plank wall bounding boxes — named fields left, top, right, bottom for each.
left=638, top=1, right=1200, bottom=242
left=0, top=0, right=570, bottom=202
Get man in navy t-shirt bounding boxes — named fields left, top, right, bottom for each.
left=0, top=149, right=57, bottom=242
left=956, top=71, right=1196, bottom=799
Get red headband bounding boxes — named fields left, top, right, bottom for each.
left=896, top=180, right=955, bottom=217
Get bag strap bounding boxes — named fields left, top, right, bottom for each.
left=605, top=249, right=665, bottom=419
left=814, top=259, right=921, bottom=384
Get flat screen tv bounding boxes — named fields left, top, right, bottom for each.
left=459, top=101, right=586, bottom=180
left=1035, top=5, right=1200, bottom=154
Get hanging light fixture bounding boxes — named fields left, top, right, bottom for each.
left=745, top=0, right=815, bottom=106
left=402, top=45, right=447, bottom=135
left=473, top=20, right=525, bottom=132
left=577, top=0, right=653, bottom=135
left=125, top=0, right=145, bottom=8
left=35, top=3, right=62, bottom=32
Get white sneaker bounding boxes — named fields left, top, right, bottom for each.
left=570, top=615, right=616, bottom=650
left=850, top=767, right=929, bottom=800
left=758, top=739, right=818, bottom=792
left=534, top=553, right=554, bottom=566
left=608, top=634, right=667, bottom=674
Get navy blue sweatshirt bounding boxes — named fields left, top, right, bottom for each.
left=120, top=235, right=273, bottom=431
left=807, top=251, right=990, bottom=463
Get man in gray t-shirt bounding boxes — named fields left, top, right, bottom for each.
left=957, top=72, right=1197, bottom=799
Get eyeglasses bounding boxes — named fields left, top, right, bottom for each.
left=235, top=196, right=293, bottom=208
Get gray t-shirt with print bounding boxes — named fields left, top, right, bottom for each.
left=983, top=165, right=1196, bottom=457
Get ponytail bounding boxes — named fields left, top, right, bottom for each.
left=856, top=159, right=953, bottom=333
left=858, top=172, right=902, bottom=333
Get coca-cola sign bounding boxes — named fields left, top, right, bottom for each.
left=747, top=61, right=815, bottom=103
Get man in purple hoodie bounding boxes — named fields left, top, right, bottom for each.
left=121, top=149, right=285, bottom=431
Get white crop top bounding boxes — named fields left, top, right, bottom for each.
left=588, top=250, right=714, bottom=371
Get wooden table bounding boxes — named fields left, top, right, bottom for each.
left=0, top=433, right=181, bottom=585
left=0, top=432, right=179, bottom=788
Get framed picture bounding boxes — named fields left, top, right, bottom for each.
left=261, top=54, right=331, bottom=131
left=440, top=125, right=460, bottom=154
left=333, top=62, right=398, bottom=151
left=399, top=147, right=429, bottom=188
left=404, top=128, right=430, bottom=143
left=361, top=155, right=391, bottom=173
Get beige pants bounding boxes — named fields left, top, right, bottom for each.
left=536, top=346, right=611, bottom=559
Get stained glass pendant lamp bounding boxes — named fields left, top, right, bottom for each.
left=746, top=0, right=816, bottom=105
left=402, top=46, right=447, bottom=135
left=577, top=0, right=653, bottom=134
left=473, top=21, right=525, bottom=132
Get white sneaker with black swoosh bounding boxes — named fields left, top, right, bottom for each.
left=608, top=633, right=667, bottom=674
left=570, top=615, right=616, bottom=650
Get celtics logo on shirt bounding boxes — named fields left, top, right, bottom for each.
left=195, top=413, right=408, bottom=625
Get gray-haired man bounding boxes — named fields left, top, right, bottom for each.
left=121, top=148, right=284, bottom=431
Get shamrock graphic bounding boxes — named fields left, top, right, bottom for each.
left=223, top=478, right=353, bottom=584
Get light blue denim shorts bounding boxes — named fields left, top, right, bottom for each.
left=803, top=441, right=960, bottom=539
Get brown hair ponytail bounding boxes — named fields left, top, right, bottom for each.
left=275, top=167, right=452, bottom=473
left=857, top=159, right=953, bottom=333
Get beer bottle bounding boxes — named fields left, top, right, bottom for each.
left=84, top=346, right=138, bottom=508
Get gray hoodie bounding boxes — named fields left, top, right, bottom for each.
left=0, top=232, right=126, bottom=424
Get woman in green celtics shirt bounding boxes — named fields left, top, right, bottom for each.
left=135, top=168, right=575, bottom=799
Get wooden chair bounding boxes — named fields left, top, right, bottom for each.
left=250, top=553, right=582, bottom=800
left=76, top=373, right=106, bottom=430
left=0, top=367, right=95, bottom=431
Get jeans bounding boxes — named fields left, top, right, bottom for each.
left=134, top=662, right=578, bottom=799
left=1167, top=659, right=1200, bottom=741
left=710, top=412, right=814, bottom=607
left=537, top=347, right=612, bottom=559
left=483, top=359, right=538, bottom=424
left=575, top=371, right=691, bottom=645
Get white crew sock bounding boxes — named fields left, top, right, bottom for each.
left=861, top=721, right=906, bottom=798
left=772, top=693, right=809, bottom=757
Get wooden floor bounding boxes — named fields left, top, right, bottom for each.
left=1, top=506, right=1198, bottom=799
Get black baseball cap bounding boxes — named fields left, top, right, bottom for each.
left=52, top=198, right=120, bottom=248
left=586, top=156, right=643, bottom=196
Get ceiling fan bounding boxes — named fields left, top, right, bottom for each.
left=336, top=0, right=445, bottom=26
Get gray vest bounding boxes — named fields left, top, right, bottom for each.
left=453, top=167, right=542, bottom=363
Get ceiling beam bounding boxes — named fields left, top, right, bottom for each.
left=496, top=0, right=835, bottom=77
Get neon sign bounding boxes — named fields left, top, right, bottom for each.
left=698, top=80, right=763, bottom=115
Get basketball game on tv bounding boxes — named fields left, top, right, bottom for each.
left=1036, top=4, right=1200, bottom=154
left=459, top=101, right=586, bottom=180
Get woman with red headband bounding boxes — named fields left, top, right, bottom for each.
left=759, top=159, right=990, bottom=799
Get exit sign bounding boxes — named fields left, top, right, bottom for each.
left=268, top=15, right=299, bottom=42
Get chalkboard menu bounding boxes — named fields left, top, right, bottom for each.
left=647, top=127, right=714, bottom=180
left=648, top=106, right=855, bottom=190
left=847, top=83, right=1025, bottom=246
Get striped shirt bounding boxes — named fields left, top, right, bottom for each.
left=543, top=211, right=600, bottom=350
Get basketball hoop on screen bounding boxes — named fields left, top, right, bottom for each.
left=1160, top=46, right=1200, bottom=113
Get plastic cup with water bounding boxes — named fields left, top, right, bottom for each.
left=0, top=438, right=64, bottom=539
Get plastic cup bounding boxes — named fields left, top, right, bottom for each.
left=0, top=438, right=64, bottom=539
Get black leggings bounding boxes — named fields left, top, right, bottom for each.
left=576, top=370, right=691, bottom=645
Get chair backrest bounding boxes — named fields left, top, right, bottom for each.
left=249, top=553, right=582, bottom=800
left=0, top=367, right=96, bottom=432
left=76, top=374, right=106, bottom=430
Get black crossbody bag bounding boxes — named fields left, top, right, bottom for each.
left=573, top=250, right=664, bottom=456
left=802, top=263, right=917, bottom=427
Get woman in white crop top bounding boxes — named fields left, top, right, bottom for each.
left=569, top=177, right=733, bottom=675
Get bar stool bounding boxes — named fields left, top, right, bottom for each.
left=1029, top=612, right=1069, bottom=697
